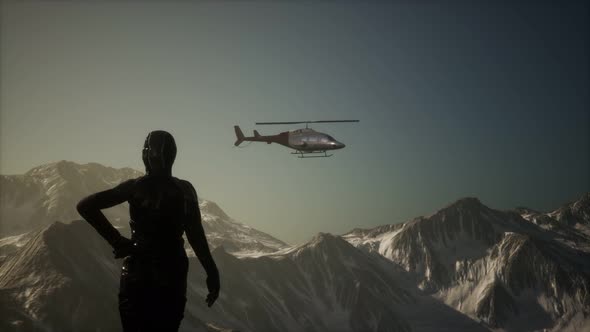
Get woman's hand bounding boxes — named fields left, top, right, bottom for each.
left=205, top=274, right=220, bottom=307
left=112, top=236, right=136, bottom=259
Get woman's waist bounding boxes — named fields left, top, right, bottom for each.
left=130, top=235, right=186, bottom=256
left=121, top=254, right=188, bottom=291
left=129, top=218, right=184, bottom=237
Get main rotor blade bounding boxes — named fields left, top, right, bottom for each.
left=255, top=121, right=307, bottom=125
left=255, top=120, right=359, bottom=125
left=311, top=120, right=359, bottom=123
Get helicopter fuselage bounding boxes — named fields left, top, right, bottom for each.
left=234, top=126, right=345, bottom=152
left=287, top=128, right=345, bottom=151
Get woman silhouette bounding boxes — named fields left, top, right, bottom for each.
left=77, top=130, right=219, bottom=331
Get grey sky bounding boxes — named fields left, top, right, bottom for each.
left=1, top=1, right=588, bottom=244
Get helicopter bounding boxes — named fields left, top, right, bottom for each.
left=233, top=120, right=359, bottom=158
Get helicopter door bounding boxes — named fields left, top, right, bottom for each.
left=307, top=135, right=319, bottom=149
left=289, top=133, right=307, bottom=149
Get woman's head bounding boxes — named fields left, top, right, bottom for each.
left=142, top=130, right=177, bottom=175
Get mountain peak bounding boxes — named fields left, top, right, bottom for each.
left=426, top=197, right=489, bottom=220
left=514, top=206, right=539, bottom=214
left=297, top=232, right=354, bottom=254
left=310, top=232, right=339, bottom=244
left=449, top=197, right=484, bottom=208
left=23, top=160, right=143, bottom=179
left=549, top=192, right=590, bottom=226
left=200, top=200, right=231, bottom=221
left=25, top=160, right=76, bottom=176
left=572, top=192, right=590, bottom=209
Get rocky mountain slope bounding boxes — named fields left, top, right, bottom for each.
left=0, top=220, right=488, bottom=332
left=0, top=221, right=212, bottom=332
left=197, top=200, right=287, bottom=255
left=0, top=161, right=142, bottom=236
left=518, top=193, right=590, bottom=240
left=343, top=196, right=590, bottom=331
left=2, top=161, right=588, bottom=331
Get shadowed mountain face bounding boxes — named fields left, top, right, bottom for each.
left=0, top=221, right=128, bottom=331
left=343, top=196, right=590, bottom=331
left=0, top=220, right=489, bottom=332
left=0, top=221, right=212, bottom=332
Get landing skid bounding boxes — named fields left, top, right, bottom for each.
left=291, top=150, right=333, bottom=158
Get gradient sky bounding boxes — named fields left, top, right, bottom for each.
left=1, top=1, right=588, bottom=244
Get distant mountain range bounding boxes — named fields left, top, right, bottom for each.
left=1, top=161, right=588, bottom=331
left=0, top=160, right=287, bottom=254
left=0, top=161, right=142, bottom=236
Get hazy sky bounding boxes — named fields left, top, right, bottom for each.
left=1, top=1, right=588, bottom=244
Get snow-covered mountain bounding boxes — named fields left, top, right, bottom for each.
left=0, top=161, right=142, bottom=236
left=517, top=193, right=590, bottom=249
left=2, top=161, right=589, bottom=331
left=549, top=193, right=590, bottom=227
left=521, top=193, right=590, bottom=239
left=197, top=200, right=287, bottom=255
left=343, top=196, right=590, bottom=331
left=0, top=161, right=287, bottom=254
left=0, top=221, right=215, bottom=332
left=0, top=220, right=488, bottom=332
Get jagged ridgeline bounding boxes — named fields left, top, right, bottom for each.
left=344, top=196, right=590, bottom=331
left=1, top=161, right=589, bottom=331
left=0, top=161, right=287, bottom=255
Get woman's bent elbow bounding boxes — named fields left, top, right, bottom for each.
left=76, top=199, right=88, bottom=215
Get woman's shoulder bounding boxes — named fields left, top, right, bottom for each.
left=113, top=176, right=142, bottom=193
left=170, top=177, right=198, bottom=200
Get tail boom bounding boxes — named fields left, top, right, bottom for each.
left=234, top=125, right=289, bottom=147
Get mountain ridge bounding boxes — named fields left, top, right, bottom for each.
left=1, top=161, right=588, bottom=331
left=1, top=219, right=491, bottom=332
left=1, top=160, right=287, bottom=254
left=343, top=194, right=590, bottom=331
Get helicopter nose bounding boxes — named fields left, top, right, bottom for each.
left=329, top=141, right=345, bottom=149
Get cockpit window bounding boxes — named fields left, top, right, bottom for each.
left=326, top=135, right=335, bottom=141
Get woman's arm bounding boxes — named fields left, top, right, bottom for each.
left=180, top=180, right=220, bottom=307
left=76, top=179, right=135, bottom=248
left=186, top=215, right=219, bottom=277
